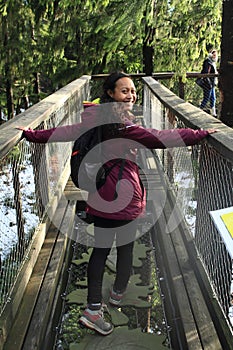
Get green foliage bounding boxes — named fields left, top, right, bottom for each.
left=9, top=146, right=21, bottom=161
left=151, top=0, right=222, bottom=73
left=0, top=0, right=222, bottom=120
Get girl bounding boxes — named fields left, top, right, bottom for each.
left=18, top=71, right=218, bottom=335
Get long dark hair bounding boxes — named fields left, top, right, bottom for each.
left=100, top=71, right=130, bottom=103
left=99, top=71, right=131, bottom=138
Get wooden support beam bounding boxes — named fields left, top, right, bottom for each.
left=3, top=200, right=76, bottom=350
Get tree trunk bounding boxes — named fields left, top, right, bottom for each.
left=143, top=26, right=155, bottom=76
left=219, top=1, right=233, bottom=127
left=0, top=106, right=4, bottom=125
left=6, top=74, right=14, bottom=120
left=33, top=72, right=41, bottom=102
left=12, top=158, right=26, bottom=260
left=143, top=43, right=154, bottom=76
left=3, top=16, right=15, bottom=120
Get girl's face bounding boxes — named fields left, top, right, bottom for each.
left=107, top=77, right=137, bottom=110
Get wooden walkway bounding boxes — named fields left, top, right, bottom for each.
left=141, top=149, right=226, bottom=350
left=2, top=150, right=230, bottom=349
left=64, top=232, right=167, bottom=349
left=2, top=195, right=76, bottom=350
left=54, top=172, right=168, bottom=349
left=55, top=148, right=225, bottom=349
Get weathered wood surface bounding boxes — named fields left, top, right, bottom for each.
left=64, top=179, right=88, bottom=201
left=59, top=150, right=224, bottom=349
left=65, top=235, right=166, bottom=349
left=142, top=148, right=226, bottom=349
left=3, top=199, right=76, bottom=350
left=143, top=76, right=233, bottom=162
left=2, top=147, right=229, bottom=349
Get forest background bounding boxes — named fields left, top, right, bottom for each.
left=0, top=0, right=229, bottom=123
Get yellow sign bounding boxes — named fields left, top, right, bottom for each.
left=210, top=207, right=233, bottom=258
left=221, top=212, right=233, bottom=239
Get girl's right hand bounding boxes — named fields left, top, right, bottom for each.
left=16, top=126, right=31, bottom=131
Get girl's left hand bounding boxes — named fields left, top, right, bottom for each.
left=207, top=128, right=219, bottom=134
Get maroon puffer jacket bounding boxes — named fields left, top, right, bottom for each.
left=22, top=104, right=209, bottom=220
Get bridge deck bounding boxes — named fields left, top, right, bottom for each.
left=3, top=152, right=225, bottom=350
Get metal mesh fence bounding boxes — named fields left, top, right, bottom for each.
left=0, top=78, right=89, bottom=314
left=160, top=76, right=220, bottom=118
left=144, top=82, right=233, bottom=331
left=0, top=74, right=231, bottom=334
left=195, top=145, right=233, bottom=318
left=0, top=141, right=40, bottom=306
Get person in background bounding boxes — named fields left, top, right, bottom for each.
left=18, top=71, right=218, bottom=336
left=200, top=49, right=218, bottom=117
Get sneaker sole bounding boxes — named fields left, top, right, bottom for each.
left=79, top=316, right=113, bottom=335
left=109, top=297, right=122, bottom=306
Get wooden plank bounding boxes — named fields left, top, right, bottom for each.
left=163, top=198, right=222, bottom=349
left=0, top=222, right=48, bottom=350
left=139, top=147, right=227, bottom=348
left=143, top=155, right=206, bottom=348
left=22, top=201, right=76, bottom=350
left=151, top=180, right=222, bottom=349
left=3, top=226, right=59, bottom=350
left=0, top=76, right=90, bottom=159
left=142, top=77, right=233, bottom=162
left=161, top=184, right=223, bottom=349
left=2, top=200, right=76, bottom=350
left=64, top=189, right=88, bottom=201
left=171, top=227, right=222, bottom=350
left=153, top=196, right=203, bottom=349
left=64, top=178, right=88, bottom=201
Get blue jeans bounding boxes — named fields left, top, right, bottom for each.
left=200, top=87, right=216, bottom=109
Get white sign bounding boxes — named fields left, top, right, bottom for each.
left=209, top=206, right=233, bottom=259
left=210, top=206, right=233, bottom=326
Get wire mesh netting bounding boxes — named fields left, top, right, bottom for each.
left=0, top=81, right=88, bottom=314
left=160, top=75, right=220, bottom=117
left=0, top=140, right=42, bottom=307
left=144, top=82, right=233, bottom=331
left=195, top=145, right=233, bottom=318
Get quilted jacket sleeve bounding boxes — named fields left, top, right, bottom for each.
left=124, top=125, right=209, bottom=149
left=21, top=105, right=99, bottom=143
left=22, top=123, right=82, bottom=143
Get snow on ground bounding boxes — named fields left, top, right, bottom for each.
left=0, top=162, right=39, bottom=260
left=173, top=171, right=197, bottom=236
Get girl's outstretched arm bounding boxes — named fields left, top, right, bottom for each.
left=17, top=123, right=82, bottom=143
